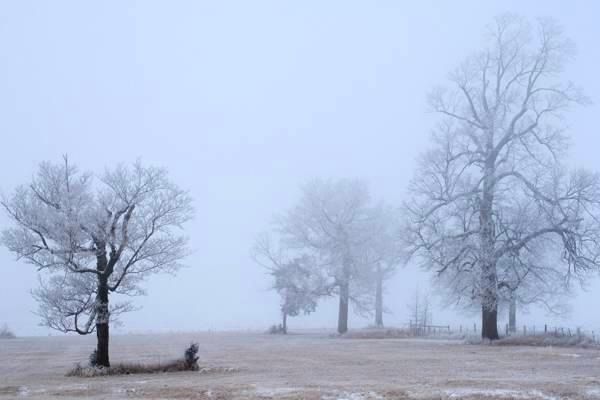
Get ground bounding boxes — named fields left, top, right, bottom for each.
left=1, top=331, right=600, bottom=399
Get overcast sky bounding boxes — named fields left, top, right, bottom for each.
left=1, top=1, right=599, bottom=336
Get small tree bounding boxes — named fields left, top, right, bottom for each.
left=1, top=157, right=193, bottom=366
left=253, top=235, right=329, bottom=333
left=407, top=289, right=432, bottom=335
left=273, top=256, right=328, bottom=333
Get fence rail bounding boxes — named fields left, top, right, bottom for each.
left=404, top=322, right=600, bottom=343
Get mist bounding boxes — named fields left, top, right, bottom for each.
left=1, top=0, right=599, bottom=339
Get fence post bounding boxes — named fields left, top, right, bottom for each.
left=523, top=325, right=526, bottom=335
left=459, top=325, right=462, bottom=333
left=474, top=323, right=476, bottom=333
left=545, top=324, right=547, bottom=334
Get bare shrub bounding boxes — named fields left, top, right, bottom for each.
left=0, top=324, right=16, bottom=339
left=267, top=324, right=286, bottom=335
left=184, top=343, right=199, bottom=371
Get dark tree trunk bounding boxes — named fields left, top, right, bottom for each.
left=482, top=303, right=499, bottom=340
left=508, top=292, right=517, bottom=334
left=374, top=266, right=384, bottom=328
left=95, top=275, right=110, bottom=367
left=337, top=281, right=349, bottom=334
left=480, top=154, right=499, bottom=341
left=282, top=311, right=288, bottom=334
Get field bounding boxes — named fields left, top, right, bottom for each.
left=1, top=331, right=600, bottom=399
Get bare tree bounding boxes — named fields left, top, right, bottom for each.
left=365, top=204, right=403, bottom=328
left=496, top=247, right=571, bottom=333
left=272, top=178, right=380, bottom=334
left=1, top=157, right=193, bottom=366
left=404, top=15, right=600, bottom=340
left=407, top=288, right=432, bottom=335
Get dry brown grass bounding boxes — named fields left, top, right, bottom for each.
left=66, top=359, right=193, bottom=377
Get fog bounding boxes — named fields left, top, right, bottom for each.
left=0, top=1, right=599, bottom=337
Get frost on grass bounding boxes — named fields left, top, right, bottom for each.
left=444, top=388, right=558, bottom=400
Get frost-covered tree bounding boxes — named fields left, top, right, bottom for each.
left=496, top=247, right=571, bottom=333
left=363, top=204, right=404, bottom=328
left=253, top=237, right=329, bottom=333
left=271, top=179, right=381, bottom=334
left=1, top=157, right=193, bottom=366
left=404, top=15, right=600, bottom=340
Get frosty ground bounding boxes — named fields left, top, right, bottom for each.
left=1, top=331, right=600, bottom=399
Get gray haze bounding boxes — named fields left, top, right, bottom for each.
left=0, top=1, right=599, bottom=336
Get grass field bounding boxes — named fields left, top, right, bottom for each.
left=1, top=331, right=600, bottom=399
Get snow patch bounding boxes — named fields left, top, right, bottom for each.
left=586, top=388, right=600, bottom=397
left=444, top=388, right=557, bottom=400
left=558, top=353, right=581, bottom=358
left=323, top=391, right=384, bottom=400
left=252, top=386, right=302, bottom=396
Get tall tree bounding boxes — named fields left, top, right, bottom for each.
left=364, top=205, right=403, bottom=328
left=275, top=178, right=379, bottom=334
left=1, top=157, right=193, bottom=366
left=403, top=15, right=600, bottom=339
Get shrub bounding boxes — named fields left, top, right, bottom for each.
left=268, top=324, right=286, bottom=334
left=184, top=343, right=200, bottom=371
left=0, top=324, right=16, bottom=339
left=89, top=349, right=98, bottom=367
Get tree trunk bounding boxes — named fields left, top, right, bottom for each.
left=374, top=266, right=384, bottom=328
left=282, top=311, right=288, bottom=334
left=337, top=281, right=349, bottom=334
left=508, top=292, right=517, bottom=334
left=95, top=275, right=110, bottom=367
left=480, top=155, right=499, bottom=340
left=482, top=303, right=499, bottom=340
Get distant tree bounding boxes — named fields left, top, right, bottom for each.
left=496, top=249, right=571, bottom=333
left=1, top=157, right=193, bottom=366
left=265, top=179, right=381, bottom=334
left=407, top=288, right=432, bottom=335
left=403, top=15, right=600, bottom=340
left=253, top=238, right=329, bottom=333
left=364, top=205, right=404, bottom=328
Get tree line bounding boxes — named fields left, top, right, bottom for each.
left=1, top=15, right=599, bottom=370
left=254, top=15, right=600, bottom=340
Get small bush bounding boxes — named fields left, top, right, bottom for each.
left=0, top=324, right=16, bottom=339
left=267, top=324, right=286, bottom=334
left=184, top=343, right=200, bottom=371
left=89, top=349, right=98, bottom=367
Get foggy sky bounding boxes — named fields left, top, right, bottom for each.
left=1, top=1, right=599, bottom=336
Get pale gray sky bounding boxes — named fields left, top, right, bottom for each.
left=1, top=1, right=599, bottom=336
